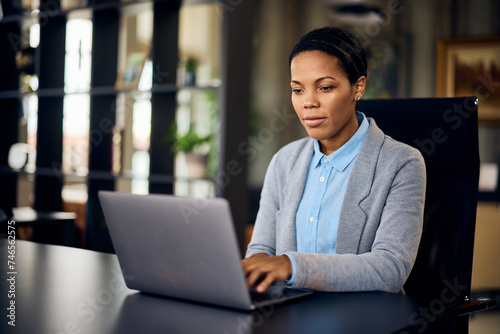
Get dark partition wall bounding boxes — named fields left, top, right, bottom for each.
left=218, top=0, right=254, bottom=255
left=0, top=22, right=21, bottom=218
left=149, top=0, right=179, bottom=195
left=34, top=8, right=66, bottom=211
left=86, top=7, right=119, bottom=252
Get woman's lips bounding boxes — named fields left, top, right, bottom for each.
left=304, top=116, right=326, bottom=127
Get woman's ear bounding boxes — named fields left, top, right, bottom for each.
left=353, top=76, right=366, bottom=99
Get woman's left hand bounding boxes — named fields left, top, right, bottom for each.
left=241, top=254, right=292, bottom=293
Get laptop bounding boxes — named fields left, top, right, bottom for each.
left=98, top=191, right=312, bottom=311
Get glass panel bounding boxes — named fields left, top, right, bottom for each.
left=116, top=5, right=152, bottom=91
left=173, top=89, right=218, bottom=197
left=131, top=150, right=149, bottom=194
left=178, top=3, right=221, bottom=87
left=65, top=19, right=92, bottom=93
left=16, top=95, right=38, bottom=209
left=62, top=94, right=90, bottom=175
left=29, top=23, right=39, bottom=48
left=174, top=3, right=221, bottom=197
left=23, top=95, right=38, bottom=168
left=115, top=92, right=152, bottom=194
left=132, top=99, right=151, bottom=150
left=61, top=17, right=93, bottom=240
left=131, top=96, right=151, bottom=194
left=138, top=59, right=152, bottom=91
left=25, top=94, right=37, bottom=172
left=19, top=19, right=38, bottom=93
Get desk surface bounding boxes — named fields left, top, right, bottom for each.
left=0, top=240, right=461, bottom=334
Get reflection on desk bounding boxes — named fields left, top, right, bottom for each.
left=0, top=240, right=463, bottom=334
left=113, top=293, right=252, bottom=334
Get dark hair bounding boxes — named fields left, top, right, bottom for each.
left=289, top=27, right=367, bottom=85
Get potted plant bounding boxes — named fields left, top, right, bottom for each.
left=179, top=57, right=199, bottom=86
left=164, top=123, right=213, bottom=179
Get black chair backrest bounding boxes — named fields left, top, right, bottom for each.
left=358, top=97, right=480, bottom=303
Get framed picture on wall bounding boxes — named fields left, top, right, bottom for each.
left=436, top=37, right=500, bottom=124
left=363, top=37, right=407, bottom=99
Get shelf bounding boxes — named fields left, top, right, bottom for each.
left=0, top=1, right=157, bottom=19
left=92, top=0, right=152, bottom=13
left=0, top=84, right=221, bottom=98
left=0, top=85, right=220, bottom=99
left=0, top=90, right=20, bottom=98
left=91, top=84, right=177, bottom=95
left=0, top=165, right=215, bottom=184
left=37, top=88, right=66, bottom=97
left=90, top=86, right=119, bottom=96
left=0, top=8, right=87, bottom=24
left=90, top=84, right=219, bottom=95
left=0, top=14, right=28, bottom=24
left=0, top=0, right=159, bottom=24
left=0, top=89, right=110, bottom=98
left=177, top=84, right=221, bottom=91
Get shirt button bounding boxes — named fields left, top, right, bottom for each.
left=320, top=176, right=325, bottom=182
left=323, top=158, right=328, bottom=163
left=309, top=217, right=315, bottom=222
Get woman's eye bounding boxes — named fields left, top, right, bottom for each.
left=320, top=86, right=333, bottom=91
left=292, top=88, right=303, bottom=93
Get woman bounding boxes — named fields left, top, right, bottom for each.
left=243, top=27, right=426, bottom=294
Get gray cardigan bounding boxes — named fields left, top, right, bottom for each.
left=246, top=117, right=426, bottom=293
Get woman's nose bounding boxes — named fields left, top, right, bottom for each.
left=303, top=92, right=319, bottom=108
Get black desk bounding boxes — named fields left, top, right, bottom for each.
left=0, top=240, right=462, bottom=334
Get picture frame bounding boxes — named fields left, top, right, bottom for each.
left=115, top=50, right=148, bottom=90
left=436, top=37, right=500, bottom=124
left=363, top=37, right=407, bottom=99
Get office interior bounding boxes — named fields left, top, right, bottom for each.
left=0, top=0, right=499, bottom=332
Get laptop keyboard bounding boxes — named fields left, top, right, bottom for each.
left=250, top=288, right=284, bottom=303
left=249, top=282, right=313, bottom=308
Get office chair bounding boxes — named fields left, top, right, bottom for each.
left=359, top=97, right=496, bottom=330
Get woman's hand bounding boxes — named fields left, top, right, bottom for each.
left=241, top=253, right=293, bottom=293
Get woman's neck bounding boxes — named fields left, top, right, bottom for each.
left=319, top=115, right=360, bottom=156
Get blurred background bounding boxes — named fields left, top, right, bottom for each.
left=0, top=1, right=499, bottom=328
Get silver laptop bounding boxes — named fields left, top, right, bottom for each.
left=98, top=191, right=312, bottom=311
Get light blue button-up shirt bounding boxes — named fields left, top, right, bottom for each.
left=285, top=111, right=369, bottom=284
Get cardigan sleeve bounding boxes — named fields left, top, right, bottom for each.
left=286, top=148, right=426, bottom=293
left=245, top=152, right=281, bottom=257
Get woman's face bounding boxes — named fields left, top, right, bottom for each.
left=290, top=50, right=365, bottom=154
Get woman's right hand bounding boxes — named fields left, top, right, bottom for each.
left=241, top=253, right=292, bottom=293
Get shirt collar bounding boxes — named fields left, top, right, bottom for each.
left=312, top=111, right=369, bottom=172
